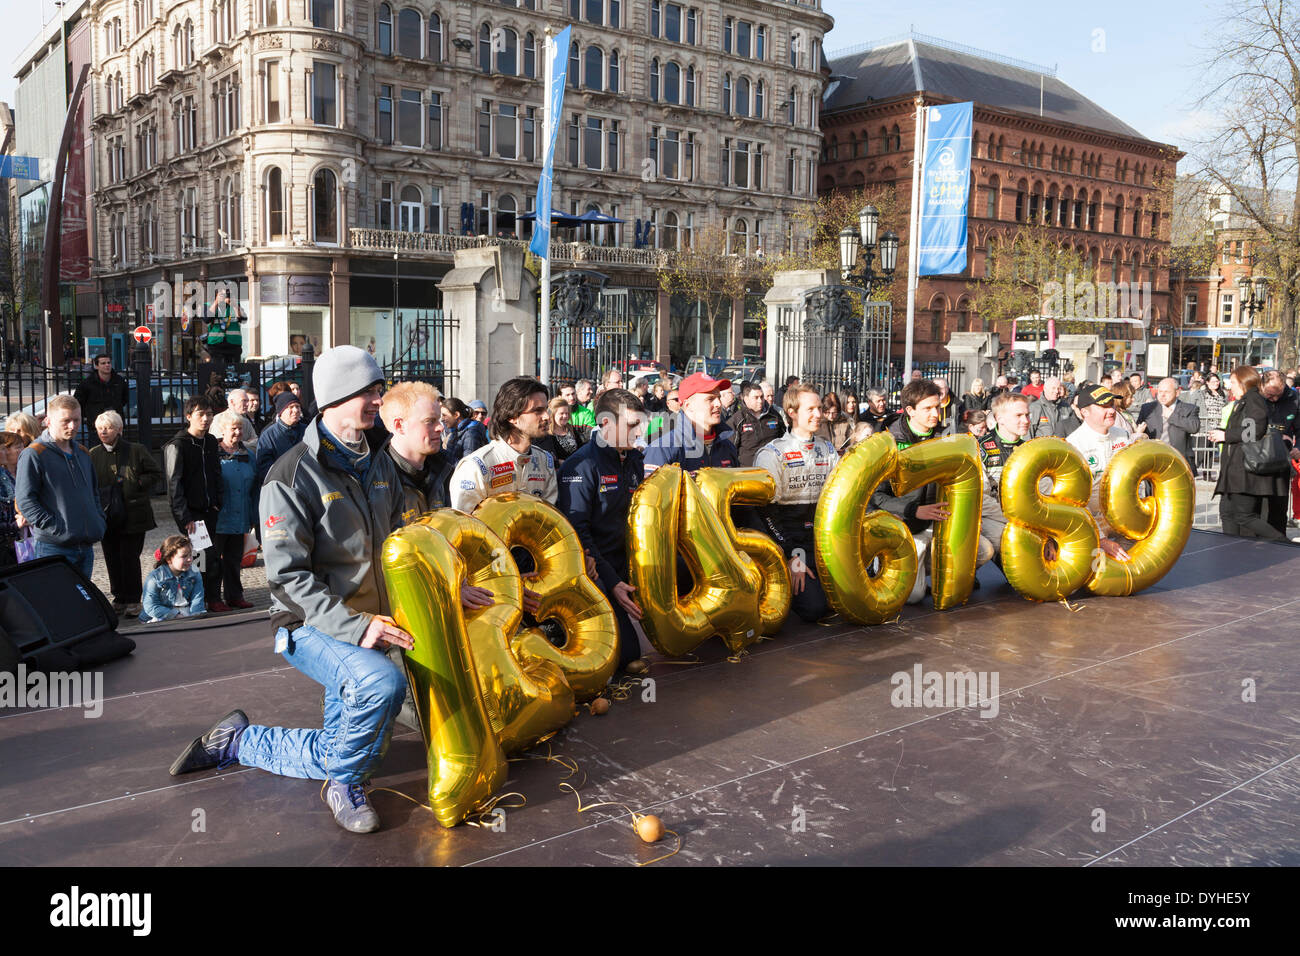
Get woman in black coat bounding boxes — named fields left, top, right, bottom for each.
left=1209, top=366, right=1291, bottom=541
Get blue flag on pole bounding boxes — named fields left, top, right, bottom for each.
left=530, top=26, right=573, bottom=258
left=917, top=102, right=973, bottom=276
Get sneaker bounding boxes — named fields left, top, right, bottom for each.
left=168, top=709, right=248, bottom=775
left=228, top=598, right=254, bottom=610
left=208, top=600, right=232, bottom=613
left=124, top=603, right=142, bottom=618
left=325, top=780, right=380, bottom=833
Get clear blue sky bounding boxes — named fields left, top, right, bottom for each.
left=822, top=0, right=1218, bottom=152
left=4, top=1, right=1215, bottom=152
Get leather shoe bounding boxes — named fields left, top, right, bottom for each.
left=208, top=600, right=232, bottom=613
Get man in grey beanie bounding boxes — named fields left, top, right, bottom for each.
left=168, top=345, right=414, bottom=834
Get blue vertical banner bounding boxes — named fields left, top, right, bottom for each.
left=917, top=102, right=973, bottom=276
left=530, top=26, right=573, bottom=258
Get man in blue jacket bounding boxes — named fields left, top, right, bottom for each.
left=253, top=390, right=306, bottom=510
left=643, top=372, right=740, bottom=476
left=15, top=394, right=106, bottom=578
left=558, top=388, right=646, bottom=668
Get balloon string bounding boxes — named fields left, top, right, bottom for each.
left=726, top=648, right=750, bottom=663
left=608, top=678, right=641, bottom=701
left=465, top=791, right=527, bottom=827
left=1058, top=598, right=1086, bottom=613
left=557, top=782, right=682, bottom=866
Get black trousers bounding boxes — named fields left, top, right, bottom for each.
left=213, top=531, right=247, bottom=603
left=1263, top=493, right=1290, bottom=535
left=185, top=510, right=222, bottom=602
left=1220, top=493, right=1286, bottom=541
left=100, top=529, right=147, bottom=604
left=790, top=571, right=831, bottom=623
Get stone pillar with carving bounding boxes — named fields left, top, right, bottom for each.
left=762, top=269, right=838, bottom=386
left=945, top=332, right=1001, bottom=386
left=437, top=244, right=539, bottom=406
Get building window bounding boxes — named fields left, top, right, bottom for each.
left=497, top=104, right=519, bottom=159
left=723, top=73, right=732, bottom=114
left=312, top=61, right=337, bottom=125
left=377, top=84, right=393, bottom=143
left=1221, top=293, right=1234, bottom=325
left=735, top=76, right=750, bottom=117
left=263, top=59, right=282, bottom=123
left=266, top=167, right=285, bottom=241
left=398, top=89, right=422, bottom=146
left=497, top=194, right=518, bottom=238
left=1183, top=291, right=1197, bottom=323
left=525, top=32, right=536, bottom=77
left=985, top=178, right=998, bottom=219
left=428, top=92, right=443, bottom=150
left=480, top=24, right=492, bottom=73
left=664, top=62, right=680, bottom=103
left=584, top=47, right=603, bottom=90
left=313, top=169, right=338, bottom=243
left=429, top=186, right=443, bottom=234
left=261, top=0, right=279, bottom=26
left=608, top=49, right=619, bottom=91
left=685, top=65, right=695, bottom=106
left=397, top=8, right=421, bottom=57
left=378, top=181, right=393, bottom=230
left=311, top=0, right=336, bottom=30
left=399, top=185, right=422, bottom=232
left=428, top=14, right=443, bottom=62
left=787, top=87, right=796, bottom=125
left=377, top=4, right=392, bottom=55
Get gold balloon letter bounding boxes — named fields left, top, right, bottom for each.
left=414, top=510, right=575, bottom=751
left=472, top=494, right=619, bottom=701
left=628, top=465, right=763, bottom=656
left=382, top=524, right=507, bottom=828
left=813, top=432, right=919, bottom=624
left=695, top=467, right=792, bottom=636
left=999, top=438, right=1100, bottom=602
left=1087, top=441, right=1194, bottom=595
left=890, top=434, right=983, bottom=609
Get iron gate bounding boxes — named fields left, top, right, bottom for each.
left=773, top=285, right=892, bottom=399
left=547, top=271, right=629, bottom=387
left=382, top=308, right=459, bottom=397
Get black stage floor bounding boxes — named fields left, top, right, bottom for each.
left=2, top=529, right=1298, bottom=867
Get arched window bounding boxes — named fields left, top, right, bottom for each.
left=755, top=79, right=765, bottom=117
left=685, top=65, right=695, bottom=106
left=495, top=27, right=517, bottom=75
left=478, top=23, right=491, bottom=73
left=985, top=176, right=999, bottom=219
left=399, top=185, right=423, bottom=232
left=313, top=169, right=338, bottom=243
left=377, top=4, right=392, bottom=55
left=650, top=58, right=660, bottom=101
left=261, top=0, right=278, bottom=26
left=787, top=87, right=796, bottom=125
left=663, top=61, right=680, bottom=103
left=732, top=217, right=748, bottom=254
left=567, top=41, right=579, bottom=88
left=397, top=9, right=421, bottom=58
left=428, top=14, right=443, bottom=62
left=735, top=76, right=750, bottom=117
left=497, top=194, right=517, bottom=238
left=183, top=19, right=194, bottom=64
left=608, top=49, right=619, bottom=91
left=584, top=46, right=603, bottom=90
left=661, top=211, right=679, bottom=251
left=524, top=32, right=536, bottom=77
left=228, top=177, right=242, bottom=242
left=722, top=73, right=732, bottom=114
left=265, top=167, right=285, bottom=241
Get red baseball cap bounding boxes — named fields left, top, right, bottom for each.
left=678, top=372, right=732, bottom=404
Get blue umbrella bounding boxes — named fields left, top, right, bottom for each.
left=576, top=210, right=628, bottom=224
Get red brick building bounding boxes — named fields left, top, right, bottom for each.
left=821, top=35, right=1180, bottom=364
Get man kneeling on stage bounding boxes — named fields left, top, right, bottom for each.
left=167, top=346, right=415, bottom=835
left=752, top=384, right=840, bottom=622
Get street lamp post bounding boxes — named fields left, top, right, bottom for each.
left=838, top=205, right=900, bottom=300
left=1237, top=273, right=1268, bottom=367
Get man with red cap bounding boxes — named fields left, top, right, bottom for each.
left=643, top=372, right=740, bottom=476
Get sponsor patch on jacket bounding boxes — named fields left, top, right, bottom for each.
left=491, top=462, right=514, bottom=477
left=783, top=451, right=805, bottom=466
left=767, top=421, right=778, bottom=429
left=372, top=481, right=389, bottom=489
left=490, top=473, right=513, bottom=489
left=321, top=492, right=342, bottom=503
left=526, top=474, right=546, bottom=482
left=600, top=474, right=619, bottom=484
left=742, top=423, right=755, bottom=432
left=476, top=457, right=489, bottom=476
left=561, top=475, right=584, bottom=483
left=459, top=479, right=476, bottom=490
left=718, top=458, right=734, bottom=466
left=265, top=514, right=285, bottom=529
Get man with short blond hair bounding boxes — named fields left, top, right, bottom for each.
left=380, top=381, right=452, bottom=520
left=15, top=394, right=106, bottom=577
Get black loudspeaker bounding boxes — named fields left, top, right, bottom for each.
left=0, top=557, right=135, bottom=674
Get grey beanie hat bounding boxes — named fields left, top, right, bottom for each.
left=312, top=345, right=384, bottom=409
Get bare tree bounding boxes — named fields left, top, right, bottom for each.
left=967, top=220, right=1094, bottom=341
left=1189, top=0, right=1300, bottom=367
left=656, top=222, right=765, bottom=358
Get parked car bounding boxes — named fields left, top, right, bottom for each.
left=628, top=370, right=681, bottom=391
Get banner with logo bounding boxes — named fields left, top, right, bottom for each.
left=529, top=26, right=573, bottom=258
left=917, top=102, right=973, bottom=276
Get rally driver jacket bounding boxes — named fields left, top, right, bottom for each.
left=258, top=418, right=406, bottom=646
left=750, top=432, right=840, bottom=558
left=449, top=438, right=558, bottom=514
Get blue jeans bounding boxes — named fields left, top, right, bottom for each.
left=237, top=625, right=406, bottom=785
left=35, top=540, right=94, bottom=578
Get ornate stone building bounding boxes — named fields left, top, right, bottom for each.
left=821, top=35, right=1180, bottom=366
left=88, top=0, right=831, bottom=375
